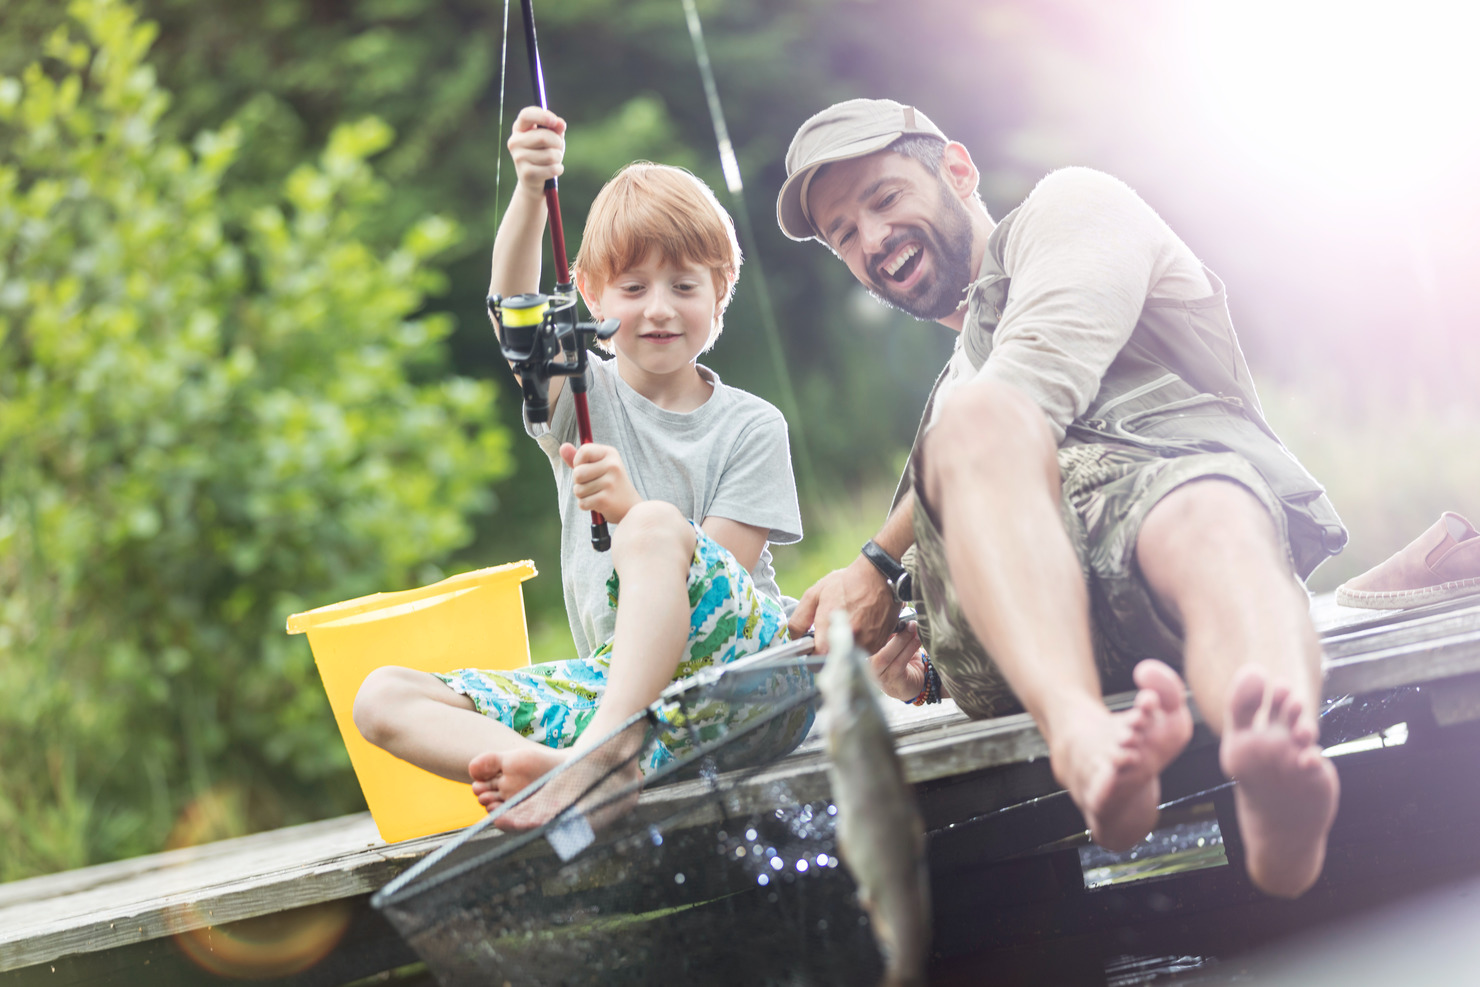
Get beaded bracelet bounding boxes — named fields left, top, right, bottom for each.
left=906, top=654, right=942, bottom=706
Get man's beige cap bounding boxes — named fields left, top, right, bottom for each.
left=777, top=98, right=947, bottom=242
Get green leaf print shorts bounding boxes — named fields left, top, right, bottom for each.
left=436, top=522, right=815, bottom=774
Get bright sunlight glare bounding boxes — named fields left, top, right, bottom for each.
left=1187, top=1, right=1480, bottom=193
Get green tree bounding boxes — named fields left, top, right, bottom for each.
left=0, top=0, right=511, bottom=879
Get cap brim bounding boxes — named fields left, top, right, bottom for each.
left=776, top=130, right=904, bottom=242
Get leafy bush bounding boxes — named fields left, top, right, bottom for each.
left=0, top=0, right=511, bottom=879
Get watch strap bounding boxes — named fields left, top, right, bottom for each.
left=861, top=539, right=911, bottom=602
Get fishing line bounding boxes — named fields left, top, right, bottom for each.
left=680, top=0, right=819, bottom=502
left=492, top=0, right=510, bottom=232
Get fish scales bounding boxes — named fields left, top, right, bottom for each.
left=818, top=615, right=931, bottom=987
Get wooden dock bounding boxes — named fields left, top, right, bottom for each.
left=3, top=593, right=1479, bottom=986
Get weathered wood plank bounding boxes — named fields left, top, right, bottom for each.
left=0, top=816, right=436, bottom=973
left=1322, top=606, right=1480, bottom=659
left=1309, top=591, right=1480, bottom=636
left=0, top=896, right=420, bottom=987
left=1324, top=630, right=1480, bottom=696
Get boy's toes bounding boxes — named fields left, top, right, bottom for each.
left=468, top=751, right=502, bottom=783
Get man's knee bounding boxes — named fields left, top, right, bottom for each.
left=612, top=500, right=695, bottom=563
left=922, top=379, right=1057, bottom=503
left=1142, top=479, right=1284, bottom=569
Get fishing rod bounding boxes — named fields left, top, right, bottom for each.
left=679, top=0, right=818, bottom=503
left=487, top=0, right=617, bottom=552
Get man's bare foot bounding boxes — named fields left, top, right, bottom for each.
left=468, top=731, right=643, bottom=833
left=1052, top=659, right=1194, bottom=852
left=1220, top=664, right=1340, bottom=898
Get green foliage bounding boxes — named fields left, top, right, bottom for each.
left=0, top=0, right=511, bottom=879
left=0, top=0, right=976, bottom=647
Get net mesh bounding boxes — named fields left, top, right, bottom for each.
left=372, top=640, right=886, bottom=986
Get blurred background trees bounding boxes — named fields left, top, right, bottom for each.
left=1, top=0, right=1476, bottom=878
left=0, top=0, right=509, bottom=878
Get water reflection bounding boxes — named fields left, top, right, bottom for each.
left=1081, top=811, right=1228, bottom=890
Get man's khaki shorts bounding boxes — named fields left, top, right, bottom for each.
left=904, top=440, right=1293, bottom=721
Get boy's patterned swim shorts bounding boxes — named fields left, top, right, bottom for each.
left=436, top=522, right=814, bottom=774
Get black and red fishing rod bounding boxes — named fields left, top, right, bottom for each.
left=518, top=0, right=571, bottom=298
left=488, top=0, right=617, bottom=552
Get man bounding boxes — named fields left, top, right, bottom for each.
left=777, top=99, right=1349, bottom=898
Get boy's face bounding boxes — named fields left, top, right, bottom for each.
left=807, top=150, right=974, bottom=322
left=584, top=251, right=722, bottom=381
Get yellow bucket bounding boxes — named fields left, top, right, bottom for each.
left=286, top=560, right=538, bottom=843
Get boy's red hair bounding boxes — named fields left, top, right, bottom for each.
left=573, top=162, right=742, bottom=350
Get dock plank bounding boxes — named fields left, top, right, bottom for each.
left=4, top=593, right=1479, bottom=977
left=0, top=814, right=439, bottom=973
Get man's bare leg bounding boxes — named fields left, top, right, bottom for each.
left=1136, top=479, right=1339, bottom=898
left=923, top=380, right=1193, bottom=852
left=469, top=501, right=695, bottom=827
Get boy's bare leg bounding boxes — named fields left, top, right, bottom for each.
left=352, top=666, right=535, bottom=782
left=922, top=380, right=1193, bottom=852
left=1136, top=479, right=1339, bottom=898
left=470, top=502, right=695, bottom=827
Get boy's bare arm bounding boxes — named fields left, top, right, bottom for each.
left=490, top=106, right=571, bottom=408
left=789, top=492, right=917, bottom=654
left=490, top=106, right=566, bottom=296
left=699, top=516, right=769, bottom=574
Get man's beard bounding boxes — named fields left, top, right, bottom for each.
left=864, top=190, right=974, bottom=321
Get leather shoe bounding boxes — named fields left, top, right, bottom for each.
left=1336, top=512, right=1480, bottom=609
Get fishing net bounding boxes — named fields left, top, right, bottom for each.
left=372, top=638, right=888, bottom=986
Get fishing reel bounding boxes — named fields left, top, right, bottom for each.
left=487, top=290, right=619, bottom=423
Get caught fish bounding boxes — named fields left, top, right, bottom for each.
left=819, top=614, right=932, bottom=987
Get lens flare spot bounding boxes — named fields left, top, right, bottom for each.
left=164, top=786, right=352, bottom=978
left=170, top=901, right=353, bottom=979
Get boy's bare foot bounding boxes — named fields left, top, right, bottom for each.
left=1053, top=659, right=1194, bottom=852
left=468, top=732, right=643, bottom=833
left=469, top=745, right=569, bottom=813
left=1220, top=664, right=1340, bottom=898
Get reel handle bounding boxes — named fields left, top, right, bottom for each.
left=566, top=317, right=618, bottom=552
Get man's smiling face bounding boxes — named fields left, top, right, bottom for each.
left=807, top=150, right=975, bottom=322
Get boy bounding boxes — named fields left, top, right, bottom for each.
left=353, top=106, right=810, bottom=829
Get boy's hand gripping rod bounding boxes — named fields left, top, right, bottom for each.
left=487, top=0, right=617, bottom=551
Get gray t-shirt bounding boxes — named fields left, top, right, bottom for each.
left=528, top=356, right=802, bottom=661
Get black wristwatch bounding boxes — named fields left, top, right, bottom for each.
left=860, top=539, right=912, bottom=603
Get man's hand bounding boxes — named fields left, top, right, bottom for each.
left=560, top=442, right=640, bottom=523
left=507, top=106, right=566, bottom=199
left=868, top=622, right=927, bottom=703
left=789, top=554, right=900, bottom=654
